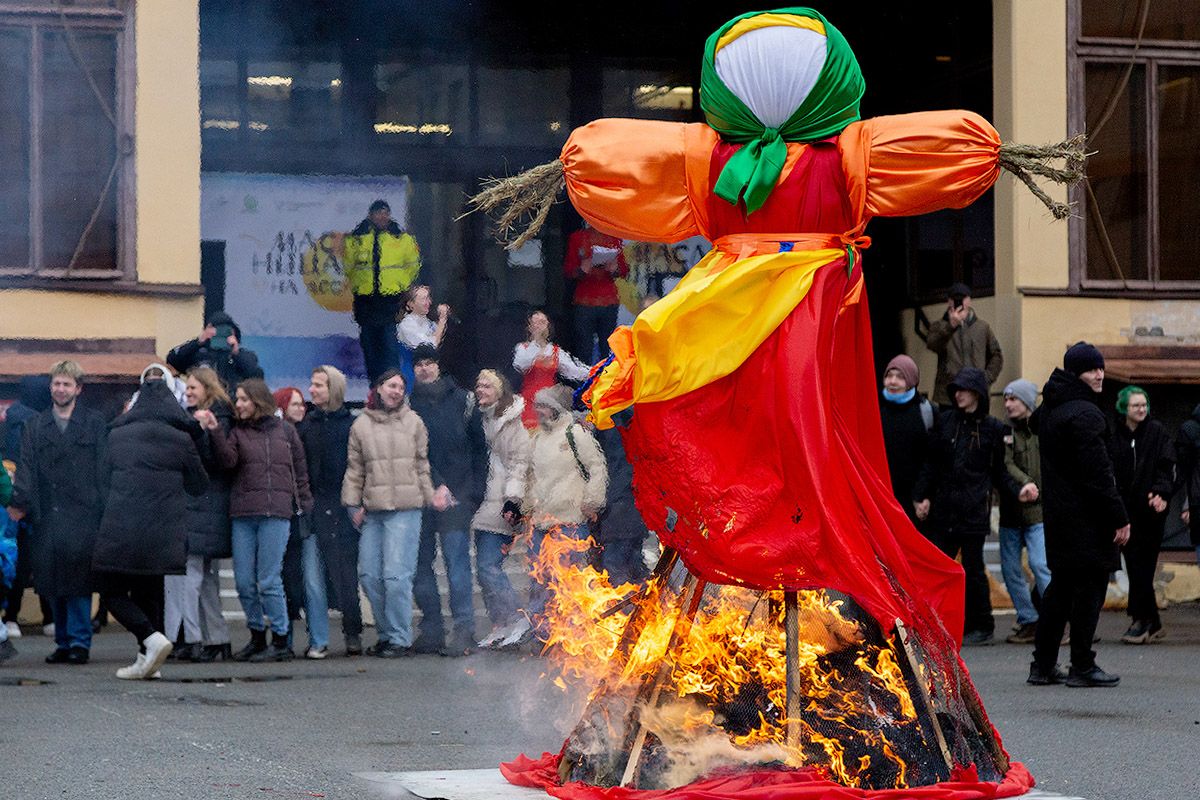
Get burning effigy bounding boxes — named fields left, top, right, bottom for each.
left=468, top=7, right=1085, bottom=799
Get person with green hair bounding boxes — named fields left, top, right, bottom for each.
left=1108, top=385, right=1175, bottom=644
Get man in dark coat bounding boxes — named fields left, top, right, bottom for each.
left=914, top=366, right=1022, bottom=646
left=2, top=374, right=54, bottom=636
left=9, top=361, right=109, bottom=664
left=408, top=345, right=485, bottom=656
left=167, top=311, right=264, bottom=392
left=93, top=377, right=208, bottom=679
left=1029, top=342, right=1130, bottom=688
left=296, top=365, right=363, bottom=657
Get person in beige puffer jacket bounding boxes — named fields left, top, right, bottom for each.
left=524, top=385, right=608, bottom=646
left=342, top=369, right=441, bottom=657
left=471, top=370, right=532, bottom=649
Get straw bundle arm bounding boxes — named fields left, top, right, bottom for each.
left=462, top=160, right=566, bottom=250
left=998, top=134, right=1089, bottom=220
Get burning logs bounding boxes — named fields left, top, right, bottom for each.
left=533, top=533, right=1009, bottom=792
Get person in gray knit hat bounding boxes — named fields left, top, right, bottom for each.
left=998, top=379, right=1050, bottom=644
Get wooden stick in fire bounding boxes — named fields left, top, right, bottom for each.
left=557, top=547, right=681, bottom=785
left=784, top=591, right=802, bottom=756
left=619, top=573, right=707, bottom=788
left=892, top=620, right=954, bottom=779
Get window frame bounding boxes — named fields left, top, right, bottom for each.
left=1067, top=0, right=1200, bottom=293
left=0, top=1, right=135, bottom=283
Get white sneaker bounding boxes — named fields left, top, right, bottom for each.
left=116, top=652, right=148, bottom=680
left=42, top=623, right=55, bottom=637
left=141, top=632, right=173, bottom=677
left=305, top=646, right=328, bottom=660
left=499, top=617, right=533, bottom=648
left=5, top=621, right=21, bottom=639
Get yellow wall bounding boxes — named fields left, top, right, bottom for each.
left=134, top=1, right=202, bottom=286
left=0, top=3, right=202, bottom=357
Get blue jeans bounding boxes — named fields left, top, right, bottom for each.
left=301, top=535, right=330, bottom=649
left=52, top=595, right=93, bottom=650
left=413, top=519, right=475, bottom=641
left=231, top=516, right=292, bottom=636
left=999, top=523, right=1051, bottom=626
left=358, top=509, right=421, bottom=646
left=528, top=524, right=586, bottom=636
left=474, top=530, right=521, bottom=627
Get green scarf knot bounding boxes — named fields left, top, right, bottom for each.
left=702, top=7, right=865, bottom=215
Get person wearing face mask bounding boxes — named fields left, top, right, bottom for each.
left=342, top=369, right=444, bottom=657
left=1029, top=343, right=1129, bottom=688
left=198, top=378, right=313, bottom=663
left=877, top=355, right=934, bottom=526
left=1108, top=386, right=1174, bottom=645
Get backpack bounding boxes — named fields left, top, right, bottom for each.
left=0, top=512, right=18, bottom=600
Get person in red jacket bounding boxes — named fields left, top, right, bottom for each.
left=564, top=223, right=627, bottom=361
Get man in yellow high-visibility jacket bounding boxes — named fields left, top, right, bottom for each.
left=337, top=199, right=421, bottom=385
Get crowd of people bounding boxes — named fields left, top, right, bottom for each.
left=2, top=217, right=1197, bottom=694
left=881, top=284, right=1200, bottom=688
left=0, top=304, right=647, bottom=677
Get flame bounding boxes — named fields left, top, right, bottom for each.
left=527, top=526, right=924, bottom=790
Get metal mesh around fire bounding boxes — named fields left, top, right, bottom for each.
left=529, top=529, right=1007, bottom=792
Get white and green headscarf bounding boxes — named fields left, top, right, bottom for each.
left=701, top=8, right=865, bottom=214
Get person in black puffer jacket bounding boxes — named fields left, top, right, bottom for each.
left=1029, top=343, right=1130, bottom=688
left=162, top=367, right=236, bottom=662
left=1176, top=401, right=1200, bottom=566
left=408, top=345, right=486, bottom=656
left=93, top=377, right=208, bottom=680
left=914, top=366, right=1021, bottom=646
left=1109, top=386, right=1174, bottom=644
left=201, top=378, right=313, bottom=663
left=296, top=365, right=362, bottom=658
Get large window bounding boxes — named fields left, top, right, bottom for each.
left=0, top=2, right=131, bottom=279
left=1070, top=0, right=1200, bottom=290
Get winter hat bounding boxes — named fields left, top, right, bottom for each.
left=884, top=355, right=919, bottom=391
left=947, top=283, right=971, bottom=301
left=368, top=199, right=390, bottom=214
left=533, top=385, right=572, bottom=416
left=947, top=366, right=989, bottom=401
left=1002, top=379, right=1038, bottom=413
left=1063, top=341, right=1105, bottom=376
left=412, top=344, right=439, bottom=364
left=1116, top=385, right=1148, bottom=415
left=701, top=7, right=864, bottom=214
left=134, top=362, right=188, bottom=408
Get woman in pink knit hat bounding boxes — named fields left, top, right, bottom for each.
left=878, top=355, right=934, bottom=527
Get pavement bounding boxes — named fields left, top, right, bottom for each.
left=2, top=603, right=1198, bottom=800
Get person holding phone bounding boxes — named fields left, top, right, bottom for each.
left=167, top=311, right=264, bottom=393
left=925, top=283, right=1004, bottom=408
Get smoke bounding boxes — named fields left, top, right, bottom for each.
left=640, top=698, right=789, bottom=787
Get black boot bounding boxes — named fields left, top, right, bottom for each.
left=249, top=631, right=295, bottom=662
left=197, top=643, right=234, bottom=662
left=173, top=642, right=202, bottom=662
left=233, top=629, right=268, bottom=662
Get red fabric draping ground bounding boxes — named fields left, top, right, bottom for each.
left=501, top=752, right=1035, bottom=800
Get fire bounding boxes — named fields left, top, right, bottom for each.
left=526, top=527, right=928, bottom=790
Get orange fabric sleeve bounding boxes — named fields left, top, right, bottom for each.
left=838, top=110, right=1001, bottom=223
left=560, top=119, right=719, bottom=243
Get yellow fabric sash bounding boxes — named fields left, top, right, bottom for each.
left=586, top=243, right=844, bottom=428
